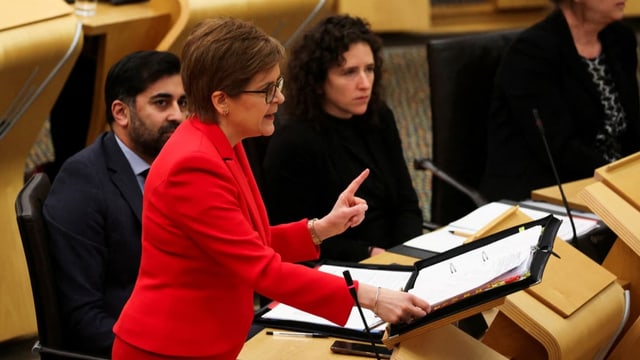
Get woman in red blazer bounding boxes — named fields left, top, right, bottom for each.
left=112, top=18, right=430, bottom=360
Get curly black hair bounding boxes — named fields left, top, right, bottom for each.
left=284, top=15, right=384, bottom=124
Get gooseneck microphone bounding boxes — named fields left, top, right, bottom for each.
left=413, top=158, right=488, bottom=208
left=532, top=108, right=578, bottom=245
left=343, top=270, right=381, bottom=360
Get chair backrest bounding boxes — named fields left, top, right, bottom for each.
left=14, top=173, right=60, bottom=349
left=426, top=29, right=520, bottom=225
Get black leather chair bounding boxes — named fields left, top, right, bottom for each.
left=418, top=29, right=521, bottom=226
left=15, top=173, right=108, bottom=360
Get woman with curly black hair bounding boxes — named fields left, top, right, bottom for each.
left=263, top=14, right=423, bottom=262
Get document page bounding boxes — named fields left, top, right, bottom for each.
left=517, top=207, right=599, bottom=241
left=261, top=265, right=413, bottom=331
left=448, top=202, right=514, bottom=233
left=403, top=202, right=514, bottom=253
left=403, top=227, right=467, bottom=253
left=408, top=226, right=541, bottom=308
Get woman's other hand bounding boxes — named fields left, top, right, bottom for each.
left=358, top=283, right=431, bottom=325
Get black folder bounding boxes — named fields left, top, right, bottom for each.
left=386, top=214, right=560, bottom=342
left=255, top=215, right=560, bottom=344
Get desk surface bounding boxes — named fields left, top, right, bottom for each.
left=80, top=2, right=171, bottom=35
left=530, top=177, right=596, bottom=213
left=239, top=251, right=507, bottom=359
left=240, top=251, right=408, bottom=359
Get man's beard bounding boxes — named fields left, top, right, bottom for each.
left=129, top=112, right=179, bottom=160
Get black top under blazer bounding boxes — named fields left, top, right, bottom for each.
left=480, top=10, right=640, bottom=202
left=43, top=132, right=142, bottom=357
left=263, top=104, right=423, bottom=262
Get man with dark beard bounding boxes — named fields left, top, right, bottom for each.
left=43, top=50, right=186, bottom=358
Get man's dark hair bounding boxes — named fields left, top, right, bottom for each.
left=104, top=50, right=181, bottom=124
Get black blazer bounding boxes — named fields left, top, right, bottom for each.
left=43, top=132, right=142, bottom=357
left=263, top=104, right=423, bottom=261
left=480, top=10, right=640, bottom=201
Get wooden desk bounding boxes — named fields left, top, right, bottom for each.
left=530, top=177, right=596, bottom=213
left=239, top=324, right=505, bottom=360
left=81, top=1, right=175, bottom=145
left=239, top=251, right=505, bottom=359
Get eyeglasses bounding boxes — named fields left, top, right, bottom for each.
left=241, top=76, right=284, bottom=104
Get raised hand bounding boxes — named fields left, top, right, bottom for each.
left=312, top=169, right=370, bottom=241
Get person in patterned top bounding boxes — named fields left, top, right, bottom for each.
left=480, top=0, right=640, bottom=202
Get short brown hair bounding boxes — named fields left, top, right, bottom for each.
left=181, top=17, right=285, bottom=123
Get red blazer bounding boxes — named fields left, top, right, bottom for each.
left=113, top=118, right=356, bottom=358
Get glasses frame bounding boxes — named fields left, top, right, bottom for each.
left=241, top=76, right=284, bottom=104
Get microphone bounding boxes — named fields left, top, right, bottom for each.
left=343, top=270, right=381, bottom=360
left=413, top=158, right=488, bottom=207
left=532, top=108, right=578, bottom=245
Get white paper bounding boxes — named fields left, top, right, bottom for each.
left=518, top=207, right=599, bottom=242
left=408, top=226, right=541, bottom=306
left=261, top=264, right=413, bottom=332
left=404, top=201, right=598, bottom=254
left=403, top=202, right=515, bottom=253
left=403, top=227, right=466, bottom=253
left=448, top=202, right=514, bottom=233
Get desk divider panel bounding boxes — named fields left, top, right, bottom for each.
left=578, top=151, right=640, bottom=357
left=0, top=1, right=82, bottom=341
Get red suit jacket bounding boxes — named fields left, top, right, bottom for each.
left=113, top=118, right=356, bottom=359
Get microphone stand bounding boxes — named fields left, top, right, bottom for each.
left=413, top=158, right=488, bottom=208
left=343, top=270, right=382, bottom=360
left=532, top=108, right=578, bottom=245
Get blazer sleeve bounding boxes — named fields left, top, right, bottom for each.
left=154, top=151, right=355, bottom=325
left=43, top=157, right=115, bottom=356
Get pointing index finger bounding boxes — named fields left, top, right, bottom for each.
left=344, top=168, right=370, bottom=197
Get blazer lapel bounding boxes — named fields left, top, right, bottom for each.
left=103, top=132, right=143, bottom=222
left=193, top=120, right=269, bottom=243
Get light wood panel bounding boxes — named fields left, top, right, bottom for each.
left=494, top=0, right=548, bottom=9
left=83, top=0, right=177, bottom=145
left=579, top=153, right=640, bottom=358
left=0, top=1, right=82, bottom=342
left=158, top=0, right=337, bottom=57
left=472, top=209, right=624, bottom=359
left=337, top=0, right=431, bottom=32
left=530, top=177, right=596, bottom=213
left=338, top=0, right=553, bottom=34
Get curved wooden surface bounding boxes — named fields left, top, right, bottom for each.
left=490, top=282, right=625, bottom=360
left=157, top=0, right=337, bottom=56
left=577, top=157, right=640, bottom=358
left=0, top=2, right=83, bottom=342
left=476, top=209, right=626, bottom=359
left=85, top=0, right=336, bottom=145
left=83, top=0, right=178, bottom=145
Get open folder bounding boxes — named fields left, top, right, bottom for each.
left=255, top=215, right=560, bottom=344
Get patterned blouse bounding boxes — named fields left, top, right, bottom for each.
left=582, top=53, right=627, bottom=162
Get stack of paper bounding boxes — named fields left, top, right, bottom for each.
left=404, top=202, right=599, bottom=254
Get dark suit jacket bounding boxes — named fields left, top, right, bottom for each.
left=480, top=10, right=640, bottom=201
left=263, top=104, right=423, bottom=261
left=43, top=132, right=142, bottom=357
